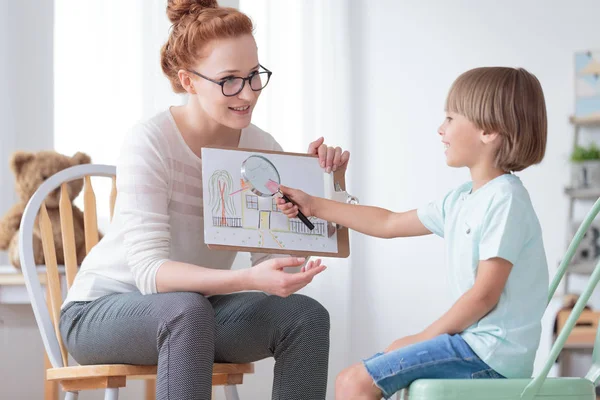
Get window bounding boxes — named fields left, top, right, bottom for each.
left=53, top=1, right=182, bottom=231
left=246, top=195, right=258, bottom=210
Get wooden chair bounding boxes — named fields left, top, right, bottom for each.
left=19, top=164, right=254, bottom=400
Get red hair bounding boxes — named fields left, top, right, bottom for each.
left=160, top=0, right=254, bottom=93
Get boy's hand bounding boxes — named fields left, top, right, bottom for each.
left=307, top=137, right=350, bottom=173
left=276, top=185, right=315, bottom=218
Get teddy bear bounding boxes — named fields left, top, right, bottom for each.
left=0, top=150, right=92, bottom=269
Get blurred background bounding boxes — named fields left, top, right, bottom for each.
left=1, top=0, right=600, bottom=398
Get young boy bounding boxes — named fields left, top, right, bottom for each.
left=277, top=67, right=549, bottom=399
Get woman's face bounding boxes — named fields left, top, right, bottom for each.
left=186, top=34, right=265, bottom=130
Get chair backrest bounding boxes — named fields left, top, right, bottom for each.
left=19, top=164, right=116, bottom=369
left=520, top=197, right=600, bottom=399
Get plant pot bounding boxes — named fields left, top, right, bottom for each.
left=571, top=160, right=600, bottom=188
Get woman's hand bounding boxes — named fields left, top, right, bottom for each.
left=307, top=137, right=350, bottom=173
left=249, top=257, right=326, bottom=297
left=276, top=185, right=315, bottom=218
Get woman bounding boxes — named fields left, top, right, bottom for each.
left=59, top=1, right=350, bottom=399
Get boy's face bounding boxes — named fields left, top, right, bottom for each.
left=438, top=112, right=487, bottom=168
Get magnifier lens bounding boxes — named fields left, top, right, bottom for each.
left=242, top=156, right=281, bottom=197
left=241, top=155, right=315, bottom=231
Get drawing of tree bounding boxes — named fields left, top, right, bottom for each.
left=209, top=170, right=236, bottom=225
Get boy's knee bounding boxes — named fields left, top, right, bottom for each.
left=335, top=367, right=355, bottom=395
left=336, top=364, right=380, bottom=399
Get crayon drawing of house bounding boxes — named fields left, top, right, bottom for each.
left=208, top=170, right=325, bottom=236
left=240, top=181, right=326, bottom=236
left=240, top=179, right=292, bottom=231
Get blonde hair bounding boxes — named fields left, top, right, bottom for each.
left=160, top=0, right=254, bottom=93
left=445, top=67, right=547, bottom=172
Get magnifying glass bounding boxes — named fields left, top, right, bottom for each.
left=241, top=155, right=315, bottom=231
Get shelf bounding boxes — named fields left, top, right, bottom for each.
left=570, top=115, right=600, bottom=127
left=0, top=265, right=66, bottom=304
left=0, top=265, right=65, bottom=286
left=564, top=186, right=600, bottom=199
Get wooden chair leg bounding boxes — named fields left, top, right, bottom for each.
left=44, top=353, right=59, bottom=400
left=44, top=284, right=59, bottom=400
left=145, top=379, right=156, bottom=400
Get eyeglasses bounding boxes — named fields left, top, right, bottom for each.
left=187, top=64, right=272, bottom=97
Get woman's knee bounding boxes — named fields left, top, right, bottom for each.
left=271, top=294, right=330, bottom=337
left=291, top=294, right=329, bottom=324
left=159, top=292, right=215, bottom=328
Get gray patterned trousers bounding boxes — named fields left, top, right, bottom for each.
left=60, top=291, right=330, bottom=400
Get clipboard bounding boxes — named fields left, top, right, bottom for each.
left=201, top=146, right=353, bottom=258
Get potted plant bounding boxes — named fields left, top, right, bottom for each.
left=571, top=143, right=600, bottom=188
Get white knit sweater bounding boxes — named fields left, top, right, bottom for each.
left=64, top=109, right=283, bottom=305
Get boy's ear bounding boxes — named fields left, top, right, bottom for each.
left=481, top=131, right=501, bottom=145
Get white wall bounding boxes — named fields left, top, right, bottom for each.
left=347, top=0, right=600, bottom=376
left=0, top=0, right=55, bottom=265
left=0, top=2, right=57, bottom=398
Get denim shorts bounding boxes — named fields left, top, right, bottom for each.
left=363, top=333, right=505, bottom=399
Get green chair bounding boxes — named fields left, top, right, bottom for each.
left=404, top=197, right=600, bottom=400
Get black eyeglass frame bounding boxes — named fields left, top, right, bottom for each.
left=187, top=64, right=272, bottom=97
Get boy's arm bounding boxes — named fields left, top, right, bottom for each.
left=385, top=257, right=513, bottom=352
left=312, top=198, right=430, bottom=238
left=423, top=257, right=512, bottom=337
left=278, top=185, right=432, bottom=239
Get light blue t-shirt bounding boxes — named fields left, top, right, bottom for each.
left=417, top=174, right=548, bottom=378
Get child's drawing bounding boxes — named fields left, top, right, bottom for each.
left=201, top=148, right=338, bottom=253
left=236, top=178, right=325, bottom=235
left=208, top=170, right=240, bottom=228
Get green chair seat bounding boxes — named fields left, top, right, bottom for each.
left=408, top=378, right=594, bottom=400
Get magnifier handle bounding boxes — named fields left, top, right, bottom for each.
left=281, top=194, right=315, bottom=231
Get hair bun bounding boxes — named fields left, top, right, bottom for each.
left=166, top=0, right=219, bottom=24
